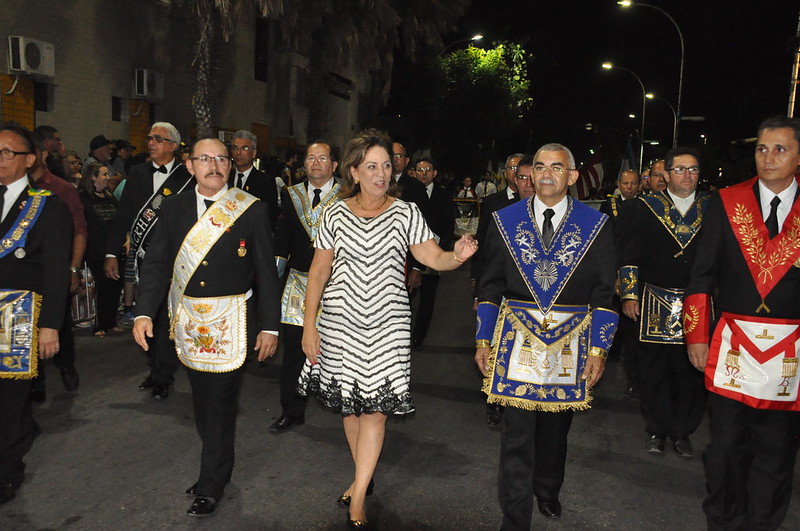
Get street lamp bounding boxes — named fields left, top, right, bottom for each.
left=646, top=93, right=678, bottom=148
left=603, top=62, right=647, bottom=171
left=618, top=1, right=684, bottom=147
left=439, top=34, right=484, bottom=56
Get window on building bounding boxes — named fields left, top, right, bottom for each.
left=33, top=81, right=53, bottom=112
left=112, top=96, right=122, bottom=121
left=255, top=17, right=269, bottom=82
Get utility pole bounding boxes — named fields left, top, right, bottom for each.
left=789, top=11, right=800, bottom=118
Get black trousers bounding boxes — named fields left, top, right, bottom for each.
left=412, top=273, right=440, bottom=345
left=0, top=378, right=38, bottom=485
left=146, top=300, right=180, bottom=387
left=32, top=299, right=75, bottom=389
left=278, top=323, right=307, bottom=418
left=703, top=393, right=800, bottom=531
left=637, top=341, right=706, bottom=437
left=499, top=406, right=574, bottom=531
left=88, top=259, right=122, bottom=332
left=186, top=366, right=244, bottom=501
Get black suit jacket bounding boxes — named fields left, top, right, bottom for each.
left=107, top=160, right=192, bottom=255
left=397, top=173, right=431, bottom=270
left=471, top=189, right=518, bottom=281
left=424, top=183, right=455, bottom=253
left=273, top=182, right=326, bottom=273
left=229, top=167, right=278, bottom=229
left=0, top=179, right=72, bottom=329
left=136, top=190, right=280, bottom=332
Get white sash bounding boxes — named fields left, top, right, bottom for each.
left=168, top=188, right=257, bottom=371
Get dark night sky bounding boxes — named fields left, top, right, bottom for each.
left=454, top=0, right=799, bottom=165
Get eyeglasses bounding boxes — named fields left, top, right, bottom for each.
left=532, top=164, right=572, bottom=175
left=668, top=166, right=700, bottom=175
left=392, top=153, right=406, bottom=159
left=516, top=173, right=532, bottom=181
left=416, top=167, right=433, bottom=173
left=306, top=155, right=330, bottom=163
left=0, top=148, right=32, bottom=160
left=505, top=166, right=518, bottom=171
left=146, top=135, right=175, bottom=143
left=230, top=145, right=254, bottom=152
left=190, top=155, right=232, bottom=165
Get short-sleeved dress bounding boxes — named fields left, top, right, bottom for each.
left=297, top=199, right=434, bottom=416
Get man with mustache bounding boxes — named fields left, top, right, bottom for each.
left=133, top=138, right=279, bottom=516
left=617, top=147, right=709, bottom=458
left=475, top=143, right=617, bottom=528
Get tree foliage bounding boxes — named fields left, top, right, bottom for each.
left=396, top=42, right=533, bottom=177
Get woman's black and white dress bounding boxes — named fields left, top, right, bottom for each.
left=298, top=199, right=434, bottom=415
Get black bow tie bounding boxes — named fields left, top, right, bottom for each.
left=204, top=199, right=214, bottom=211
left=153, top=165, right=168, bottom=174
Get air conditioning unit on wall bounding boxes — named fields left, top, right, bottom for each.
left=8, top=36, right=55, bottom=78
left=133, top=69, right=164, bottom=100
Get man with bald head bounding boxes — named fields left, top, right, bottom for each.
left=133, top=138, right=279, bottom=517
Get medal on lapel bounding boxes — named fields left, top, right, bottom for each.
left=14, top=248, right=25, bottom=259
left=238, top=239, right=247, bottom=257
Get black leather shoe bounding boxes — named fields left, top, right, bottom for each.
left=269, top=414, right=304, bottom=432
left=646, top=434, right=666, bottom=454
left=672, top=436, right=693, bottom=458
left=186, top=496, right=216, bottom=517
left=151, top=385, right=169, bottom=400
left=60, top=366, right=79, bottom=392
left=537, top=498, right=561, bottom=519
left=0, top=484, right=16, bottom=506
left=186, top=483, right=198, bottom=496
left=347, top=512, right=370, bottom=529
left=138, top=376, right=155, bottom=390
left=486, top=403, right=504, bottom=428
left=337, top=479, right=375, bottom=507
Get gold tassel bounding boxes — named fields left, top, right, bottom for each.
left=782, top=358, right=798, bottom=378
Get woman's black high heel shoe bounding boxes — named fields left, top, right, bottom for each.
left=337, top=479, right=375, bottom=507
left=347, top=512, right=370, bottom=529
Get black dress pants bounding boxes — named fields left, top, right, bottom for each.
left=412, top=273, right=440, bottom=345
left=146, top=300, right=179, bottom=387
left=637, top=341, right=706, bottom=437
left=186, top=366, right=244, bottom=501
left=499, top=406, right=574, bottom=531
left=703, top=393, right=800, bottom=531
left=278, top=323, right=307, bottom=418
left=0, top=378, right=38, bottom=485
left=88, top=259, right=121, bottom=332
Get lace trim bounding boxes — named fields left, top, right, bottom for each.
left=298, top=373, right=414, bottom=415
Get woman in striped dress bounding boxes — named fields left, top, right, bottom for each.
left=299, top=129, right=477, bottom=529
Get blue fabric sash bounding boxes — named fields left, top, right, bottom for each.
left=0, top=192, right=48, bottom=259
left=0, top=290, right=40, bottom=379
left=638, top=191, right=709, bottom=248
left=492, top=197, right=607, bottom=314
left=287, top=182, right=340, bottom=242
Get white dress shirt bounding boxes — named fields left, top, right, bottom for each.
left=532, top=195, right=569, bottom=234
left=152, top=158, right=177, bottom=193
left=234, top=166, right=253, bottom=188
left=308, top=177, right=334, bottom=204
left=666, top=190, right=696, bottom=216
left=758, top=178, right=797, bottom=234
left=0, top=176, right=29, bottom=223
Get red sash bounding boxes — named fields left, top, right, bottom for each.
left=720, top=177, right=800, bottom=310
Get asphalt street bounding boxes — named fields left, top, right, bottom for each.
left=1, top=267, right=798, bottom=530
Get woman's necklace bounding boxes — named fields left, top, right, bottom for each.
left=355, top=194, right=388, bottom=212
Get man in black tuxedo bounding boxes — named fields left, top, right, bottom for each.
left=392, top=142, right=430, bottom=292
left=471, top=153, right=525, bottom=290
left=133, top=138, right=279, bottom=517
left=227, top=129, right=278, bottom=230
left=411, top=157, right=455, bottom=349
left=0, top=122, right=72, bottom=505
left=105, top=122, right=194, bottom=399
left=271, top=142, right=340, bottom=432
left=471, top=153, right=528, bottom=428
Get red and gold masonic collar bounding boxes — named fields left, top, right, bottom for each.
left=721, top=176, right=800, bottom=313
